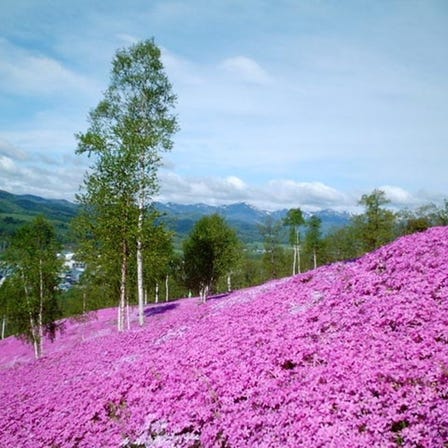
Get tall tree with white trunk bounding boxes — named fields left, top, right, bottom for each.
left=75, top=39, right=178, bottom=329
left=1, top=216, right=61, bottom=358
left=283, top=208, right=305, bottom=275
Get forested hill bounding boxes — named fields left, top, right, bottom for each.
left=0, top=190, right=78, bottom=244
left=0, top=190, right=351, bottom=244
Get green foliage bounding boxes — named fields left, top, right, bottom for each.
left=0, top=216, right=62, bottom=356
left=74, top=39, right=178, bottom=324
left=353, top=189, right=396, bottom=252
left=283, top=208, right=305, bottom=246
left=183, top=214, right=242, bottom=296
left=0, top=190, right=78, bottom=247
left=321, top=224, right=361, bottom=263
left=303, top=215, right=323, bottom=269
left=143, top=218, right=174, bottom=288
left=258, top=216, right=288, bottom=280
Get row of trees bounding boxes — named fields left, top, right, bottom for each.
left=1, top=188, right=447, bottom=356
left=1, top=38, right=447, bottom=357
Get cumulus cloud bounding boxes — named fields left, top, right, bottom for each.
left=219, top=56, right=272, bottom=85
left=226, top=176, right=247, bottom=190
left=158, top=171, right=352, bottom=210
left=156, top=170, right=447, bottom=212
left=158, top=172, right=251, bottom=205
left=261, top=180, right=352, bottom=211
left=378, top=185, right=416, bottom=206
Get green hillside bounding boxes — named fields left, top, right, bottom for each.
left=0, top=190, right=352, bottom=249
left=0, top=190, right=78, bottom=245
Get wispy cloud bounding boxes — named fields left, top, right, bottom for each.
left=0, top=0, right=447, bottom=210
left=219, top=56, right=272, bottom=85
left=0, top=39, right=97, bottom=98
left=0, top=139, right=29, bottom=161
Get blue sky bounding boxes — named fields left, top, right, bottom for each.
left=0, top=0, right=447, bottom=211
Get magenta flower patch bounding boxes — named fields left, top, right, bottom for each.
left=1, top=227, right=448, bottom=447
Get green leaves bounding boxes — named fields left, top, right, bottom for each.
left=1, top=216, right=62, bottom=355
left=183, top=214, right=242, bottom=296
left=356, top=189, right=396, bottom=252
left=74, top=39, right=178, bottom=321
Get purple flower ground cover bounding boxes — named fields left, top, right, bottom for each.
left=1, top=227, right=448, bottom=447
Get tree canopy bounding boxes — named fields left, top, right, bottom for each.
left=75, top=39, right=178, bottom=329
left=1, top=216, right=62, bottom=358
left=183, top=214, right=242, bottom=301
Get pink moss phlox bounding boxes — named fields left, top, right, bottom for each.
left=1, top=227, right=448, bottom=447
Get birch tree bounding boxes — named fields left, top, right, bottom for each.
left=2, top=216, right=61, bottom=358
left=283, top=208, right=305, bottom=275
left=304, top=215, right=322, bottom=270
left=75, top=39, right=178, bottom=329
left=258, top=216, right=287, bottom=280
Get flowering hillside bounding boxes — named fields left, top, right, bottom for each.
left=1, top=227, right=448, bottom=447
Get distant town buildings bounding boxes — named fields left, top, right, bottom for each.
left=58, top=252, right=85, bottom=291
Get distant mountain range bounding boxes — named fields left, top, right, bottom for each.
left=0, top=190, right=351, bottom=244
left=155, top=202, right=351, bottom=243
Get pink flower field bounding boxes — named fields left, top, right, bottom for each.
left=1, top=227, right=448, bottom=447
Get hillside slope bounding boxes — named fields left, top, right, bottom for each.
left=1, top=227, right=448, bottom=447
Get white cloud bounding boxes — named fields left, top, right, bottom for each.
left=0, top=139, right=28, bottom=161
left=226, top=176, right=246, bottom=190
left=219, top=56, right=272, bottom=85
left=262, top=180, right=351, bottom=210
left=378, top=185, right=419, bottom=207
left=156, top=171, right=446, bottom=212
left=0, top=155, right=17, bottom=172
left=0, top=38, right=98, bottom=97
left=158, top=171, right=350, bottom=210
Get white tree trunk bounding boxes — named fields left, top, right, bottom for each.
left=126, top=298, right=131, bottom=331
left=38, top=259, right=44, bottom=358
left=200, top=284, right=209, bottom=303
left=118, top=242, right=127, bottom=332
left=313, top=248, right=317, bottom=270
left=165, top=275, right=169, bottom=302
left=22, top=274, right=41, bottom=358
left=1, top=316, right=5, bottom=339
left=155, top=283, right=159, bottom=303
left=227, top=273, right=232, bottom=292
left=137, top=201, right=145, bottom=326
left=292, top=246, right=297, bottom=276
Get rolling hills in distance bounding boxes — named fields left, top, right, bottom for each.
left=0, top=189, right=351, bottom=245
